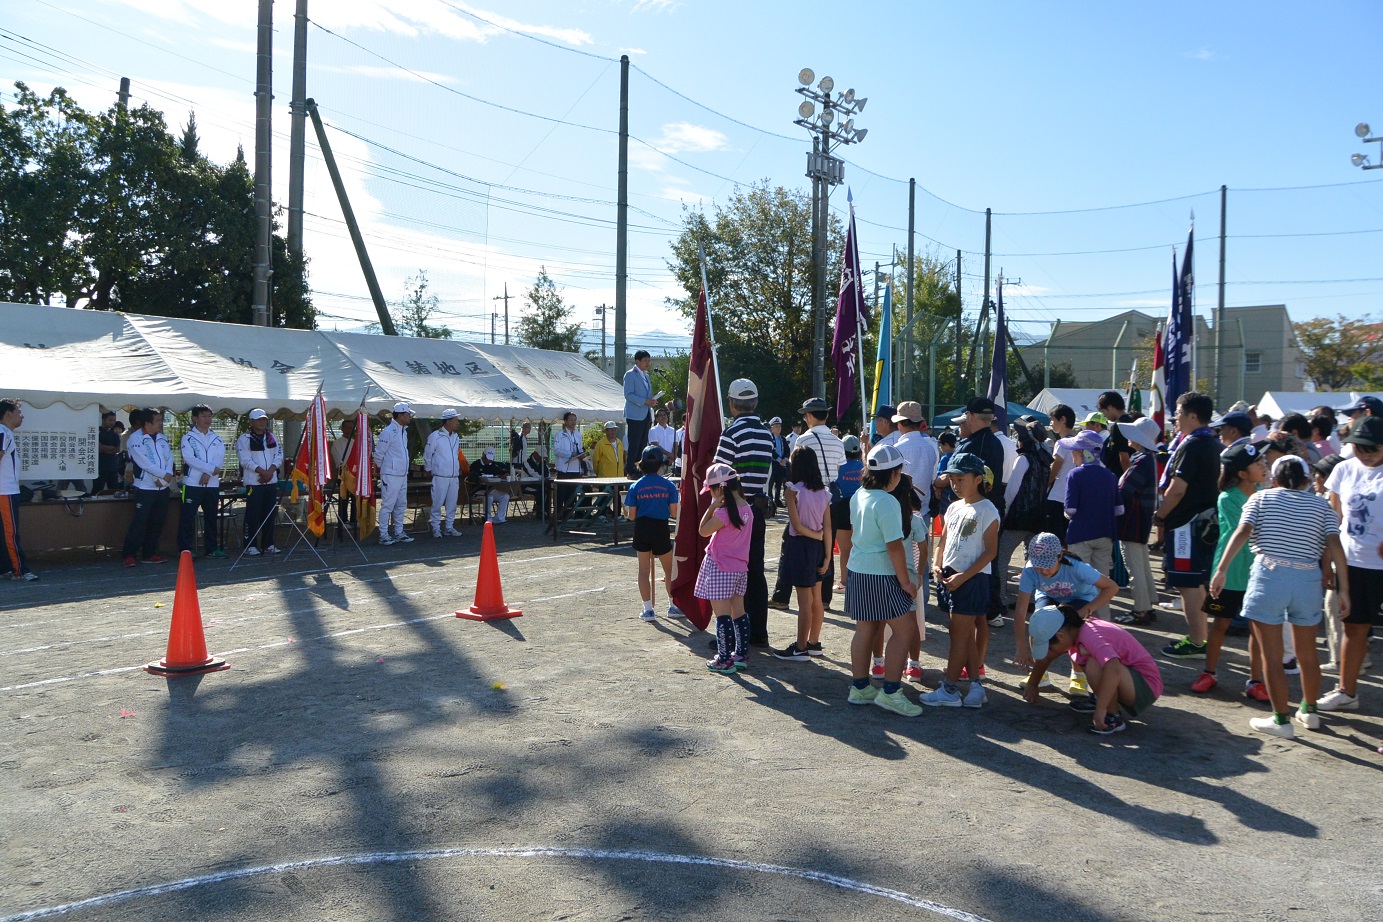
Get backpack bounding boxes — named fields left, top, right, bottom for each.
left=1005, top=446, right=1051, bottom=532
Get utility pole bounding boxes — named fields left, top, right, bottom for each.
left=491, top=312, right=497, bottom=344
left=492, top=284, right=512, bottom=345
left=594, top=305, right=609, bottom=376
left=905, top=177, right=915, bottom=398
left=286, top=0, right=308, bottom=262
left=306, top=100, right=395, bottom=335
left=117, top=77, right=129, bottom=109
left=1214, top=184, right=1227, bottom=406
left=251, top=0, right=274, bottom=328
left=614, top=54, right=630, bottom=379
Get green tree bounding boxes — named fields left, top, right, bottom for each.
left=665, top=181, right=843, bottom=410
left=1295, top=315, right=1381, bottom=390
left=392, top=271, right=451, bottom=339
left=515, top=266, right=582, bottom=352
left=886, top=249, right=966, bottom=411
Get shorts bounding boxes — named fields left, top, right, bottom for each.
left=632, top=517, right=672, bottom=555
left=830, top=499, right=853, bottom=532
left=844, top=571, right=914, bottom=621
left=1343, top=564, right=1383, bottom=626
left=1034, top=593, right=1097, bottom=613
left=780, top=533, right=825, bottom=588
left=1202, top=588, right=1245, bottom=620
left=1126, top=670, right=1158, bottom=717
left=695, top=555, right=748, bottom=602
left=937, top=568, right=990, bottom=617
left=1242, top=558, right=1324, bottom=627
left=1162, top=521, right=1212, bottom=588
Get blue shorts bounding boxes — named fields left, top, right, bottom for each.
left=1243, top=558, right=1323, bottom=627
left=939, top=570, right=990, bottom=617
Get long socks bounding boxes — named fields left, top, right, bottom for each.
left=715, top=616, right=734, bottom=659
left=732, top=615, right=749, bottom=659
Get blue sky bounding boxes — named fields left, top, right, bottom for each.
left=3, top=0, right=1380, bottom=352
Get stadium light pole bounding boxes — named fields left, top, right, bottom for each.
left=1351, top=122, right=1383, bottom=170
left=794, top=69, right=867, bottom=398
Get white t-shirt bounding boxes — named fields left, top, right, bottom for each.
left=1327, top=458, right=1383, bottom=569
left=1047, top=442, right=1077, bottom=504
left=942, top=498, right=1000, bottom=575
left=994, top=431, right=1019, bottom=481
left=0, top=423, right=19, bottom=496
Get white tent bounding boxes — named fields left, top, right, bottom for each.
left=1253, top=390, right=1383, bottom=421
left=0, top=302, right=627, bottom=420
left=1028, top=388, right=1155, bottom=419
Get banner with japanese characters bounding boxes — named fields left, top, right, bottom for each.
left=11, top=403, right=100, bottom=482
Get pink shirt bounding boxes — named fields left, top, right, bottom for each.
left=1068, top=619, right=1163, bottom=699
left=787, top=482, right=830, bottom=538
left=706, top=503, right=753, bottom=573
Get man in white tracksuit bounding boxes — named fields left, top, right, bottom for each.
left=425, top=408, right=464, bottom=538
left=375, top=402, right=414, bottom=545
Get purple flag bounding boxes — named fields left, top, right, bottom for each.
left=831, top=192, right=867, bottom=419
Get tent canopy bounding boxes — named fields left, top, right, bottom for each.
left=0, top=302, right=628, bottom=420
left=1253, top=390, right=1383, bottom=421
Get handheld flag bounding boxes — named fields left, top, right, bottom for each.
left=870, top=283, right=892, bottom=441
left=669, top=288, right=723, bottom=631
left=831, top=191, right=867, bottom=421
left=1127, top=360, right=1142, bottom=414
left=340, top=409, right=377, bottom=539
left=986, top=281, right=1009, bottom=429
left=1150, top=323, right=1167, bottom=436
left=289, top=392, right=331, bottom=536
left=1164, top=230, right=1194, bottom=413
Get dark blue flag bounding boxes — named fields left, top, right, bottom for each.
left=987, top=281, right=1008, bottom=429
left=1164, top=229, right=1194, bottom=412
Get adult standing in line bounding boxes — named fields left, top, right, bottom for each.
left=893, top=402, right=938, bottom=501
left=873, top=405, right=900, bottom=450
left=330, top=415, right=357, bottom=539
left=768, top=417, right=788, bottom=509
left=553, top=411, right=588, bottom=517
left=1153, top=392, right=1220, bottom=658
left=990, top=416, right=1020, bottom=485
left=1113, top=417, right=1162, bottom=625
left=425, top=409, right=464, bottom=538
left=179, top=404, right=226, bottom=558
left=1061, top=429, right=1122, bottom=621
left=1212, top=409, right=1254, bottom=449
left=1097, top=391, right=1135, bottom=476
left=374, top=402, right=414, bottom=546
left=236, top=409, right=283, bottom=556
left=510, top=421, right=533, bottom=465
left=0, top=398, right=36, bottom=580
left=1334, top=396, right=1383, bottom=459
left=953, top=397, right=1008, bottom=622
left=715, top=378, right=776, bottom=646
left=1045, top=404, right=1077, bottom=543
left=124, top=407, right=177, bottom=567
left=786, top=420, right=804, bottom=457
left=96, top=410, right=122, bottom=493
left=623, top=349, right=658, bottom=478
left=789, top=396, right=847, bottom=610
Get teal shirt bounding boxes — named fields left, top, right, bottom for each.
left=848, top=487, right=905, bottom=575
left=1213, top=487, right=1254, bottom=592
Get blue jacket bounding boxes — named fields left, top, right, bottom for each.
left=623, top=365, right=652, bottom=421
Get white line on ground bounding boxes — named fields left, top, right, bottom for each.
left=0, top=846, right=995, bottom=922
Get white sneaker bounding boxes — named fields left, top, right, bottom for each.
left=379, top=536, right=395, bottom=546
left=1161, top=597, right=1184, bottom=611
left=1316, top=688, right=1360, bottom=711
left=20, top=571, right=38, bottom=581
left=1294, top=709, right=1321, bottom=731
left=444, top=528, right=463, bottom=537
left=245, top=546, right=261, bottom=556
left=265, top=545, right=280, bottom=555
left=395, top=534, right=414, bottom=543
left=639, top=609, right=656, bottom=622
left=1249, top=715, right=1294, bottom=739
left=962, top=683, right=988, bottom=708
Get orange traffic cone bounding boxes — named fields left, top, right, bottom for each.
left=457, top=522, right=521, bottom=621
left=144, top=551, right=229, bottom=677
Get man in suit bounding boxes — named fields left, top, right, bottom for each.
left=623, top=350, right=657, bottom=478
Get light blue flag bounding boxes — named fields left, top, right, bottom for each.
left=870, top=284, right=892, bottom=441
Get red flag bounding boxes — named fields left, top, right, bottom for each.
left=1150, top=322, right=1167, bottom=436
left=670, top=289, right=722, bottom=631
left=341, top=409, right=377, bottom=538
left=289, top=393, right=331, bottom=536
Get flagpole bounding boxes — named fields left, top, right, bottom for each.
left=697, top=241, right=726, bottom=424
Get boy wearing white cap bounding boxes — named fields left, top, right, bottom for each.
left=424, top=409, right=464, bottom=538
left=235, top=408, right=282, bottom=556
left=375, top=403, right=414, bottom=545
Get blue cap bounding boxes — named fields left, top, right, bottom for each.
left=943, top=451, right=986, bottom=476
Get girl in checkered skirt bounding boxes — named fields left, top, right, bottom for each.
left=697, top=462, right=754, bottom=674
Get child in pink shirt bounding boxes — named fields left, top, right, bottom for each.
left=697, top=463, right=753, bottom=674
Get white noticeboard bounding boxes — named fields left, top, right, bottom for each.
left=13, top=403, right=100, bottom=481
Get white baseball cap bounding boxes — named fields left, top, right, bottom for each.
left=393, top=402, right=413, bottom=415
left=728, top=378, right=758, bottom=400
left=248, top=408, right=268, bottom=421
left=440, top=408, right=460, bottom=420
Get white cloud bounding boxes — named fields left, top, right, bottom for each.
left=653, top=122, right=730, bottom=154
left=314, top=64, right=457, bottom=85
left=1184, top=48, right=1216, bottom=62
left=631, top=0, right=679, bottom=12
left=620, top=47, right=648, bottom=56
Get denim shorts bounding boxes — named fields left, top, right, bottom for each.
left=1242, top=558, right=1323, bottom=627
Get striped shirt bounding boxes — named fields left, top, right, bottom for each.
left=1241, top=487, right=1340, bottom=564
left=715, top=414, right=774, bottom=497
left=798, top=425, right=847, bottom=485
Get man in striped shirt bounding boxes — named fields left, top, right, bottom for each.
left=716, top=378, right=775, bottom=645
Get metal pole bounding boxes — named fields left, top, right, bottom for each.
left=306, top=100, right=395, bottom=335
left=1112, top=320, right=1130, bottom=388
left=251, top=0, right=274, bottom=328
left=1045, top=319, right=1061, bottom=391
left=954, top=249, right=962, bottom=406
left=905, top=178, right=915, bottom=398
left=809, top=138, right=823, bottom=396
left=614, top=55, right=630, bottom=378
left=928, top=342, right=937, bottom=423
left=1236, top=316, right=1246, bottom=404
left=286, top=0, right=308, bottom=262
left=117, top=77, right=129, bottom=109
left=814, top=155, right=830, bottom=398
left=504, top=283, right=510, bottom=344
left=1215, top=184, right=1227, bottom=407
left=980, top=208, right=991, bottom=396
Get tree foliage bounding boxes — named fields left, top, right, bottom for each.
left=515, top=266, right=582, bottom=352
left=0, top=82, right=312, bottom=328
left=666, top=181, right=842, bottom=416
left=1294, top=315, right=1381, bottom=391
left=393, top=270, right=450, bottom=339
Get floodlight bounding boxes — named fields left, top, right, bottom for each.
left=1356, top=122, right=1371, bottom=139
left=842, top=89, right=856, bottom=104
left=841, top=119, right=854, bottom=133
left=821, top=108, right=834, bottom=125
left=853, top=128, right=868, bottom=142
left=819, top=76, right=834, bottom=93
left=798, top=100, right=814, bottom=118
left=853, top=97, right=867, bottom=113
left=798, top=68, right=815, bottom=86
left=1353, top=153, right=1369, bottom=167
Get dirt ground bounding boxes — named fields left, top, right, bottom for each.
left=2, top=513, right=1381, bottom=921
